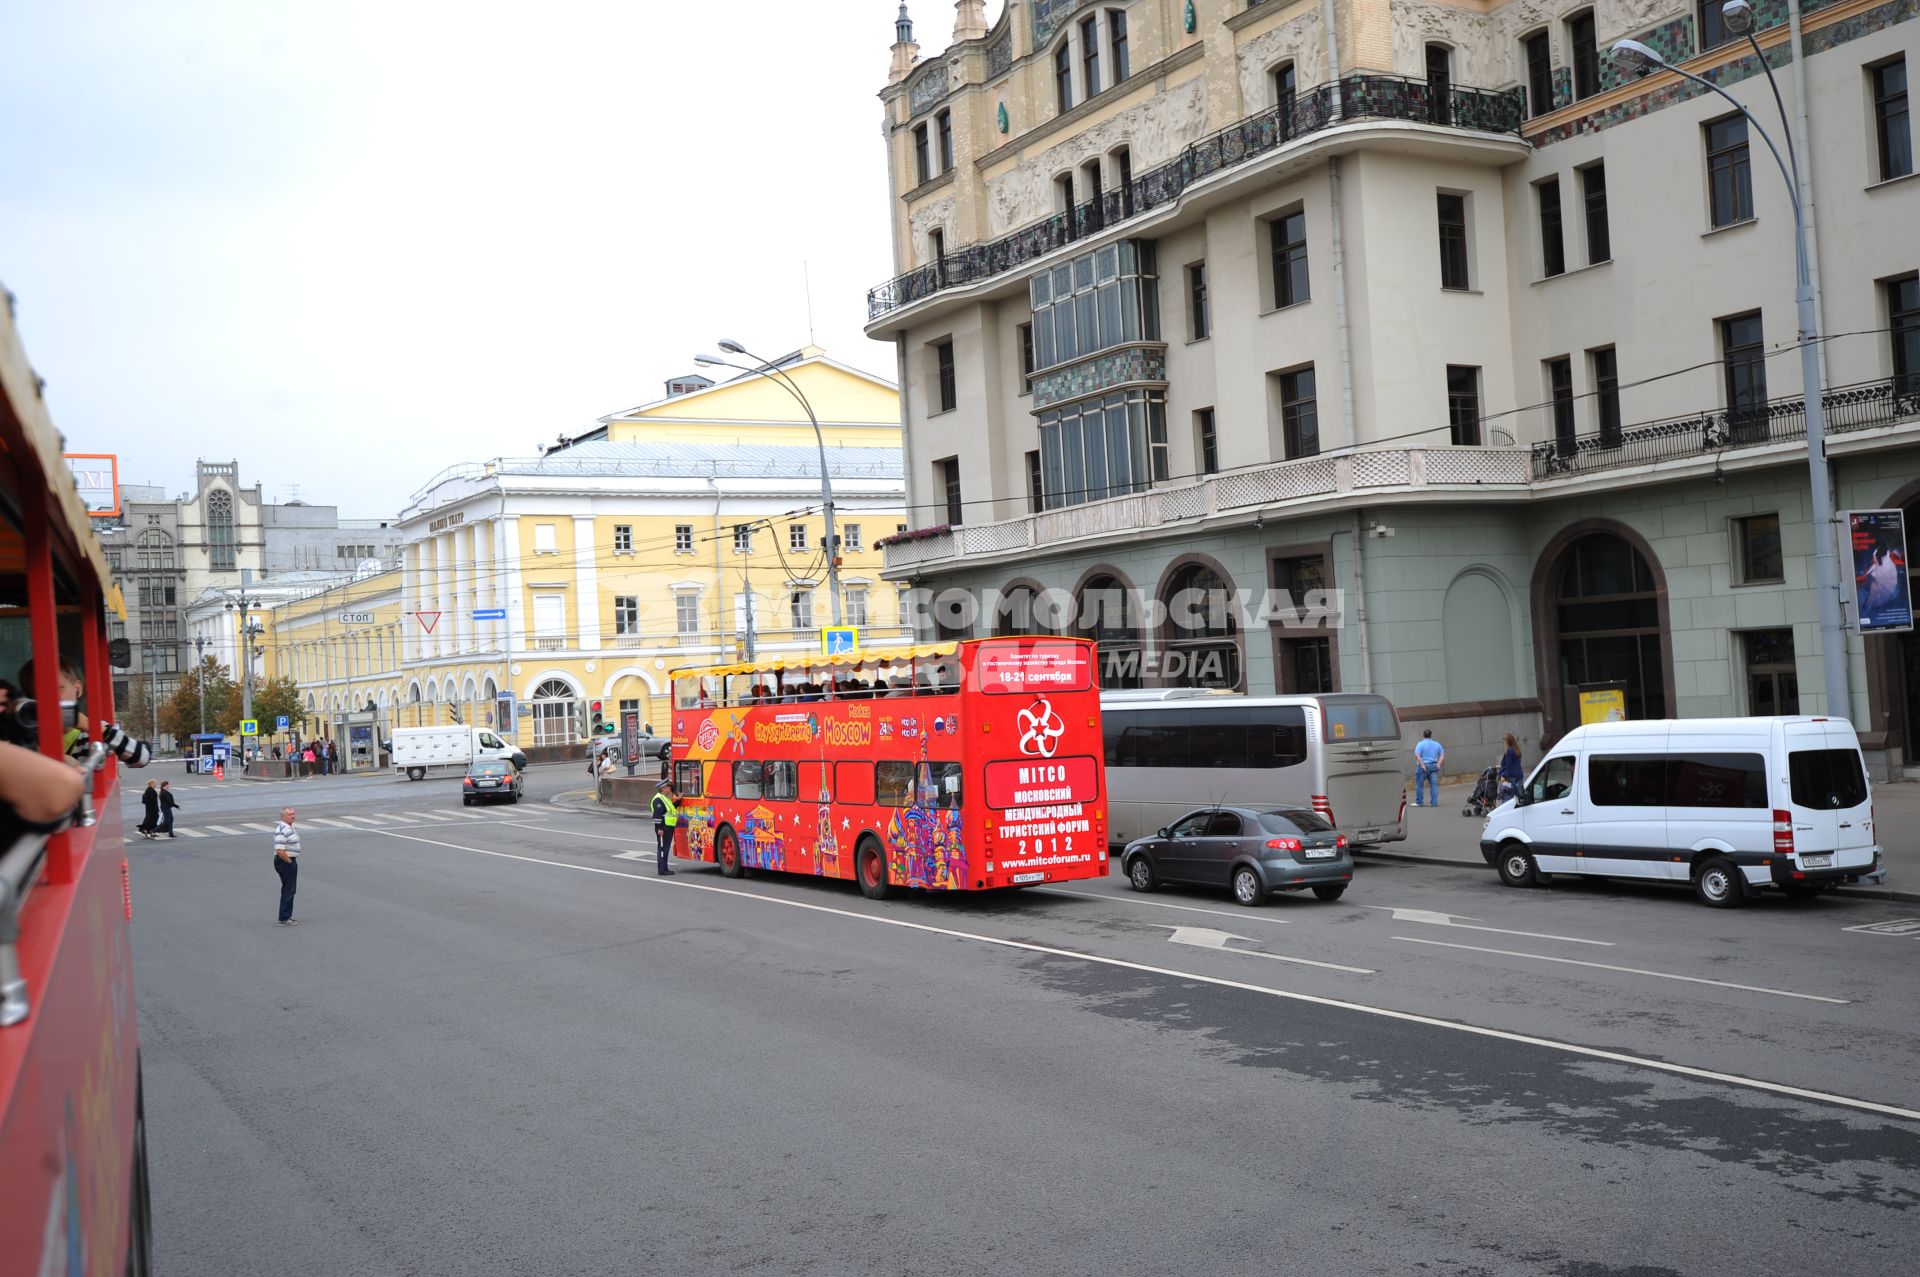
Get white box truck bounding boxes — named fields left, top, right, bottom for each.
left=391, top=725, right=526, bottom=781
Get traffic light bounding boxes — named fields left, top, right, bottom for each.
left=590, top=700, right=606, bottom=735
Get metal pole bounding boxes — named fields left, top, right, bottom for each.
left=742, top=526, right=758, bottom=660
left=194, top=635, right=207, bottom=734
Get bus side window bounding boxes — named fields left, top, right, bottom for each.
left=766, top=761, right=799, bottom=801
left=673, top=761, right=704, bottom=796
left=800, top=760, right=832, bottom=803
left=1188, top=707, right=1249, bottom=768
left=1104, top=711, right=1138, bottom=766
left=836, top=761, right=875, bottom=805
left=1248, top=707, right=1309, bottom=769
left=876, top=761, right=915, bottom=806
left=734, top=760, right=765, bottom=800
left=707, top=761, right=733, bottom=799
left=919, top=762, right=963, bottom=809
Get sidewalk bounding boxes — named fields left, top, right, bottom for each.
left=1367, top=776, right=1918, bottom=903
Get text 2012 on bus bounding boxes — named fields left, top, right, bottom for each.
left=667, top=638, right=1109, bottom=898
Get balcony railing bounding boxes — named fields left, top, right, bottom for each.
left=868, top=74, right=1525, bottom=320
left=1531, top=378, right=1920, bottom=481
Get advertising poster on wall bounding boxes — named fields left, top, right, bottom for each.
left=1577, top=685, right=1629, bottom=725
left=1848, top=509, right=1913, bottom=633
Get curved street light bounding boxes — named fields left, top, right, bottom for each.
left=693, top=345, right=845, bottom=628
left=1612, top=4, right=1849, bottom=718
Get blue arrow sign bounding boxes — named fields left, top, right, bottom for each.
left=472, top=609, right=508, bottom=621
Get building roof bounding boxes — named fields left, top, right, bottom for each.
left=485, top=441, right=903, bottom=482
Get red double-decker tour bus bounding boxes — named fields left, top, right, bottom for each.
left=668, top=637, right=1108, bottom=897
left=1, top=297, right=151, bottom=1276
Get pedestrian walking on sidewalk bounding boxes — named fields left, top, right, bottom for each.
left=651, top=781, right=680, bottom=876
left=137, top=779, right=160, bottom=839
left=273, top=806, right=301, bottom=925
left=1497, top=733, right=1524, bottom=801
left=1413, top=730, right=1445, bottom=808
left=157, top=781, right=180, bottom=838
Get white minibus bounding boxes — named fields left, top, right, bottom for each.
left=1480, top=716, right=1887, bottom=906
left=1101, top=690, right=1408, bottom=848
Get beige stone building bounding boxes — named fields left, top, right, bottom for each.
left=868, top=1, right=1919, bottom=771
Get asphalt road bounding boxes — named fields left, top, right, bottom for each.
left=128, top=765, right=1920, bottom=1275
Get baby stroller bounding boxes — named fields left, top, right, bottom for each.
left=1462, top=766, right=1504, bottom=818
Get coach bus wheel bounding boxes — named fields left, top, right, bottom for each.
left=857, top=838, right=892, bottom=901
left=406, top=766, right=425, bottom=781
left=717, top=827, right=744, bottom=878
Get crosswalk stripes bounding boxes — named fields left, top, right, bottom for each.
left=174, top=829, right=207, bottom=838
left=129, top=807, right=550, bottom=841
left=405, top=811, right=455, bottom=821
left=204, top=825, right=246, bottom=836
left=339, top=815, right=387, bottom=826
left=304, top=818, right=354, bottom=828
left=241, top=823, right=279, bottom=833
left=445, top=810, right=490, bottom=820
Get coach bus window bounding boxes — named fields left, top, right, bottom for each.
left=1188, top=707, right=1249, bottom=766
left=764, top=761, right=799, bottom=801
left=734, top=760, right=766, bottom=800
left=1320, top=694, right=1399, bottom=740
left=836, top=761, right=875, bottom=804
left=673, top=761, right=704, bottom=796
left=1247, top=706, right=1309, bottom=768
left=876, top=760, right=915, bottom=806
left=920, top=761, right=963, bottom=809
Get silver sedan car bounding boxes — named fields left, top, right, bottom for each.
left=1121, top=805, right=1354, bottom=905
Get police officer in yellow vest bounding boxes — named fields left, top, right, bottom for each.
left=651, top=781, right=680, bottom=876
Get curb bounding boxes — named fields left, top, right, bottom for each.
left=1354, top=848, right=1918, bottom=904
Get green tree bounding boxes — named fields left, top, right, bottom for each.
left=161, top=657, right=236, bottom=744
left=250, top=676, right=304, bottom=739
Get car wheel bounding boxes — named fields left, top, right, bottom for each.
left=1496, top=844, right=1538, bottom=888
left=1231, top=866, right=1264, bottom=907
left=463, top=797, right=473, bottom=807
left=1126, top=855, right=1156, bottom=892
left=717, top=827, right=744, bottom=879
left=1694, top=856, right=1747, bottom=908
left=856, top=837, right=892, bottom=901
left=406, top=766, right=425, bottom=781
left=1312, top=884, right=1347, bottom=902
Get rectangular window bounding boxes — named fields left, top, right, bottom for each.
left=533, top=523, right=557, bottom=554
left=672, top=524, right=690, bottom=553
left=1187, top=261, right=1210, bottom=340
left=675, top=595, right=700, bottom=638
left=1027, top=450, right=1044, bottom=513
left=843, top=524, right=862, bottom=552
left=673, top=761, right=704, bottom=797
left=1274, top=62, right=1297, bottom=138
left=1877, top=58, right=1913, bottom=181
left=1446, top=365, right=1481, bottom=445
left=789, top=589, right=813, bottom=631
left=1196, top=408, right=1219, bottom=474
left=1699, top=0, right=1736, bottom=52
left=1027, top=239, right=1158, bottom=372
left=1018, top=321, right=1035, bottom=392
left=936, top=108, right=953, bottom=173
left=1280, top=367, right=1319, bottom=459
left=1426, top=43, right=1452, bottom=126
left=1081, top=15, right=1100, bottom=97
left=1891, top=274, right=1920, bottom=394
left=1277, top=637, right=1335, bottom=694
left=1569, top=10, right=1599, bottom=101
left=912, top=123, right=931, bottom=185
left=1537, top=177, right=1566, bottom=278
left=733, top=523, right=753, bottom=554
left=1671, top=754, right=1771, bottom=809
left=938, top=457, right=963, bottom=525
left=1734, top=513, right=1784, bottom=584
left=612, top=524, right=634, bottom=554
left=1720, top=311, right=1768, bottom=431
left=1706, top=115, right=1755, bottom=227
left=1587, top=755, right=1668, bottom=806
left=934, top=339, right=956, bottom=413
left=789, top=523, right=808, bottom=552
left=1110, top=8, right=1129, bottom=83
left=1055, top=40, right=1074, bottom=113
left=1525, top=31, right=1553, bottom=118
left=1581, top=163, right=1610, bottom=264
left=1589, top=345, right=1622, bottom=448
left=1269, top=210, right=1309, bottom=308
left=1547, top=356, right=1576, bottom=455
left=532, top=593, right=565, bottom=639
left=613, top=595, right=640, bottom=635
left=1436, top=192, right=1470, bottom=290
left=876, top=760, right=916, bottom=807
left=846, top=587, right=869, bottom=628
left=1788, top=748, right=1868, bottom=810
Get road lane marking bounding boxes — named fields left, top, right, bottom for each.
left=174, top=829, right=207, bottom=838
left=1364, top=906, right=1613, bottom=946
left=239, top=823, right=279, bottom=833
left=203, top=825, right=246, bottom=835
left=1390, top=936, right=1850, bottom=1004
left=362, top=825, right=1920, bottom=1124
left=406, top=811, right=456, bottom=821
left=1038, top=886, right=1291, bottom=926
left=446, top=810, right=489, bottom=820
left=305, top=818, right=354, bottom=829
left=1163, top=925, right=1373, bottom=974
left=1843, top=917, right=1920, bottom=937
left=339, top=815, right=392, bottom=826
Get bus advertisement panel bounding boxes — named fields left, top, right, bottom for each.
left=668, top=637, right=1107, bottom=898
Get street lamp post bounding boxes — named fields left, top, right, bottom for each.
left=193, top=635, right=207, bottom=734
left=1614, top=2, right=1850, bottom=719
left=695, top=344, right=845, bottom=628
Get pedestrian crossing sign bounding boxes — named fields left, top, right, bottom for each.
left=239, top=719, right=258, bottom=737
left=821, top=626, right=859, bottom=656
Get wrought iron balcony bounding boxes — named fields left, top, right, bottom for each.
left=1531, top=378, right=1920, bottom=481
left=868, top=74, right=1525, bottom=320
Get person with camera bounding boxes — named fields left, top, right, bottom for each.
left=7, top=655, right=153, bottom=770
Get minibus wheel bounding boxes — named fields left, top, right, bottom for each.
left=1694, top=856, right=1746, bottom=908
left=1496, top=844, right=1538, bottom=888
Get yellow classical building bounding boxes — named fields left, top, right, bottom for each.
left=382, top=348, right=909, bottom=754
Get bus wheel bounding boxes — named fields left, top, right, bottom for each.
left=857, top=838, right=892, bottom=901
left=717, top=828, right=744, bottom=878
left=406, top=767, right=425, bottom=781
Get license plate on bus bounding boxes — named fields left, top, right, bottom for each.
left=1013, top=871, right=1046, bottom=883
left=1802, top=854, right=1833, bottom=868
left=1304, top=849, right=1336, bottom=860
left=1355, top=829, right=1380, bottom=841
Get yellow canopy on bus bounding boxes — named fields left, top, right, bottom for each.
left=671, top=641, right=959, bottom=685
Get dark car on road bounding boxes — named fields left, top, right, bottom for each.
left=463, top=758, right=523, bottom=806
left=1122, top=805, right=1353, bottom=905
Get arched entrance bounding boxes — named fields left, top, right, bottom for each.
left=529, top=678, right=579, bottom=748
left=1155, top=556, right=1244, bottom=690
left=1074, top=567, right=1144, bottom=690
left=1533, top=524, right=1673, bottom=743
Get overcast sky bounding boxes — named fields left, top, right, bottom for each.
left=2, top=1, right=937, bottom=518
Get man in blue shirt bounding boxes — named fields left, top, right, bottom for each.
left=1412, top=730, right=1445, bottom=808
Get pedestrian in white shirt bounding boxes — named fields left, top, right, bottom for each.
left=273, top=807, right=301, bottom=926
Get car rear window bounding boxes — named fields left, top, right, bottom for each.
left=475, top=762, right=512, bottom=776
left=1319, top=695, right=1399, bottom=742
left=1788, top=748, right=1868, bottom=811
left=1257, top=810, right=1334, bottom=836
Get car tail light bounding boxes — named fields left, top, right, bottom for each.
left=1311, top=794, right=1334, bottom=825
left=1772, top=809, right=1794, bottom=855
left=464, top=777, right=474, bottom=787
left=1265, top=837, right=1302, bottom=852
left=1335, top=835, right=1348, bottom=849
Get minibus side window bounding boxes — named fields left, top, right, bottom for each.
left=1529, top=756, right=1575, bottom=804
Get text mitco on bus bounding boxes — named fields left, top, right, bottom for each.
left=667, top=637, right=1109, bottom=898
